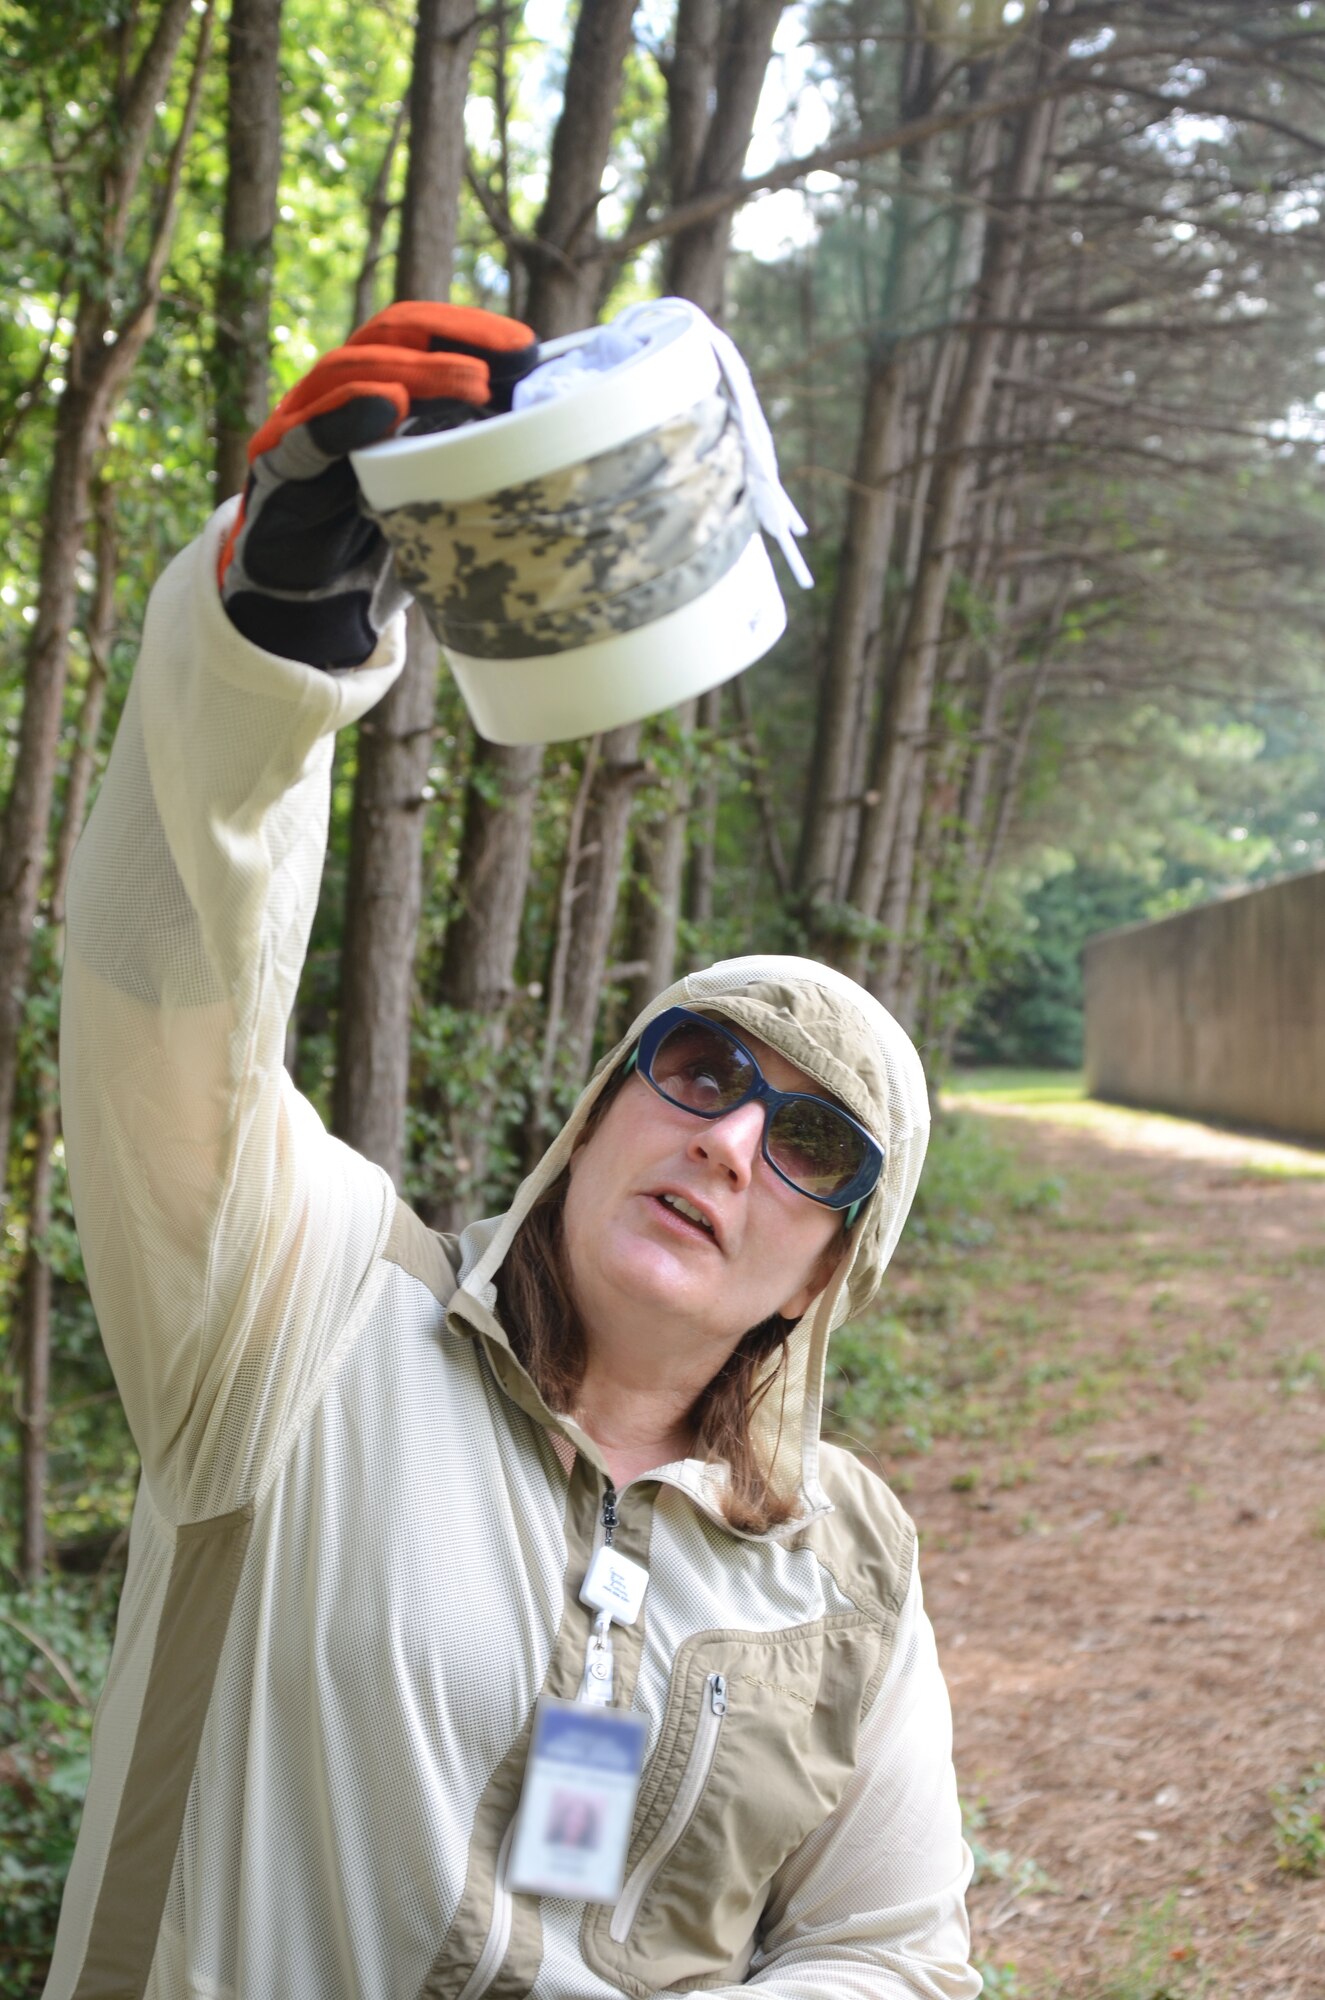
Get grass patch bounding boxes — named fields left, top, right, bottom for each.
left=1272, top=1347, right=1325, bottom=1397
left=947, top=1069, right=1086, bottom=1106
left=1270, top=1760, right=1325, bottom=1877
left=1076, top=1894, right=1209, bottom=1998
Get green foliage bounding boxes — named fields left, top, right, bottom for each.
left=1270, top=1760, right=1325, bottom=1877
left=824, top=1112, right=1067, bottom=1454
left=908, top=1112, right=1065, bottom=1249
left=1078, top=1895, right=1208, bottom=1999
left=0, top=1576, right=119, bottom=1994
left=957, top=867, right=1153, bottom=1069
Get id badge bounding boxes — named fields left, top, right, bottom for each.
left=508, top=1698, right=647, bottom=1904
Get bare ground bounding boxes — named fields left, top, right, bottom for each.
left=905, top=1102, right=1325, bottom=1998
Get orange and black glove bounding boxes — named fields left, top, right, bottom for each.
left=218, top=303, right=538, bottom=668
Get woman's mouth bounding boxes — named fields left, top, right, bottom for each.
left=651, top=1191, right=718, bottom=1243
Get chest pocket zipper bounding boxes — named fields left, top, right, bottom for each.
left=608, top=1672, right=728, bottom=1944
left=454, top=1819, right=517, bottom=2000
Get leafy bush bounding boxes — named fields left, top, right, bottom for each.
left=0, top=1577, right=118, bottom=1994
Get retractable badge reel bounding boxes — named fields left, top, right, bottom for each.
left=508, top=1485, right=650, bottom=1904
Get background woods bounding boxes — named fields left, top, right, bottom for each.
left=2, top=0, right=1325, bottom=1982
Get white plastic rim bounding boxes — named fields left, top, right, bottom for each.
left=351, top=308, right=722, bottom=510
left=446, top=534, right=787, bottom=746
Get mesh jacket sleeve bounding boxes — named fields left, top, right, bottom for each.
left=708, top=1563, right=980, bottom=2000
left=60, top=501, right=408, bottom=1525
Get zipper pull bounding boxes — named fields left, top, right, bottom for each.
left=709, top=1672, right=728, bottom=1716
left=601, top=1480, right=618, bottom=1549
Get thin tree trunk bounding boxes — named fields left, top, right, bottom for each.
left=397, top=0, right=482, bottom=298
left=797, top=354, right=910, bottom=933
left=662, top=0, right=785, bottom=314
left=795, top=27, right=947, bottom=944
left=0, top=0, right=210, bottom=1218
left=684, top=687, right=723, bottom=939
left=977, top=585, right=1067, bottom=909
left=532, top=739, right=601, bottom=1144
left=732, top=673, right=790, bottom=903
left=214, top=0, right=285, bottom=500
left=843, top=64, right=1062, bottom=980
left=615, top=0, right=786, bottom=1006
left=332, top=0, right=479, bottom=1185
left=521, top=0, right=640, bottom=335
left=0, top=392, right=102, bottom=1202
left=17, top=485, right=116, bottom=1581
left=425, top=0, right=644, bottom=1216
left=18, top=1117, right=54, bottom=1579
left=349, top=100, right=409, bottom=333
left=622, top=699, right=697, bottom=1021
left=557, top=722, right=647, bottom=1075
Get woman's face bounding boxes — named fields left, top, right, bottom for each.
left=561, top=1030, right=848, bottom=1369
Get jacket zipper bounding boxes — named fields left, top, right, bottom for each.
left=459, top=1484, right=624, bottom=1996
left=454, top=1818, right=517, bottom=2000
left=608, top=1671, right=728, bottom=1944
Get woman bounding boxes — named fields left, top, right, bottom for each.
left=47, top=306, right=978, bottom=1999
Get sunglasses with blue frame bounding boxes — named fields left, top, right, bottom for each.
left=624, top=1007, right=884, bottom=1226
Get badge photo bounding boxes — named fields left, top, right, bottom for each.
left=508, top=1698, right=648, bottom=1904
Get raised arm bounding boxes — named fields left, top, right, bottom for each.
left=60, top=306, right=536, bottom=1525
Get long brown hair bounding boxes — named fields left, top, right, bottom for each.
left=493, top=1066, right=804, bottom=1534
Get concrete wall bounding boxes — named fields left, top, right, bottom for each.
left=1083, top=866, right=1325, bottom=1141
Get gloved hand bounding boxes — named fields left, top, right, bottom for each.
left=218, top=303, right=538, bottom=668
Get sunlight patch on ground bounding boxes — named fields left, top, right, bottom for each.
left=944, top=1070, right=1325, bottom=1177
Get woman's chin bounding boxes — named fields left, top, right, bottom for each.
left=589, top=1224, right=716, bottom=1321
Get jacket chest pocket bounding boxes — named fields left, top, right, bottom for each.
left=581, top=1615, right=879, bottom=1998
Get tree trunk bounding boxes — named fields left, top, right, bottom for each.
left=424, top=0, right=645, bottom=1216
left=0, top=389, right=101, bottom=1216
left=557, top=722, right=647, bottom=1078
left=684, top=686, right=723, bottom=939
left=333, top=608, right=439, bottom=1185
left=532, top=739, right=601, bottom=1147
left=622, top=698, right=697, bottom=1021
left=0, top=0, right=210, bottom=1218
left=796, top=354, right=909, bottom=935
left=794, top=31, right=945, bottom=944
left=731, top=674, right=790, bottom=906
left=397, top=0, right=482, bottom=300
left=17, top=486, right=116, bottom=1582
left=332, top=0, right=479, bottom=1182
left=349, top=101, right=409, bottom=332
left=843, top=69, right=1061, bottom=980
left=521, top=0, right=640, bottom=335
left=18, top=1118, right=54, bottom=1580
left=214, top=0, right=285, bottom=500
left=662, top=0, right=785, bottom=313
left=615, top=0, right=787, bottom=1007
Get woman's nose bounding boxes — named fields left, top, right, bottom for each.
left=685, top=1100, right=764, bottom=1186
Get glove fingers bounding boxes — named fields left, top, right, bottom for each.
left=250, top=378, right=409, bottom=465
left=348, top=303, right=540, bottom=413
left=349, top=301, right=536, bottom=356
left=250, top=352, right=490, bottom=463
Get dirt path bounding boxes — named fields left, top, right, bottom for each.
left=904, top=1102, right=1325, bottom=1998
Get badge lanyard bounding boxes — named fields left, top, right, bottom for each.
left=508, top=1480, right=653, bottom=1905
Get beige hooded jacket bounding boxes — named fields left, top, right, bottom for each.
left=47, top=503, right=979, bottom=2000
